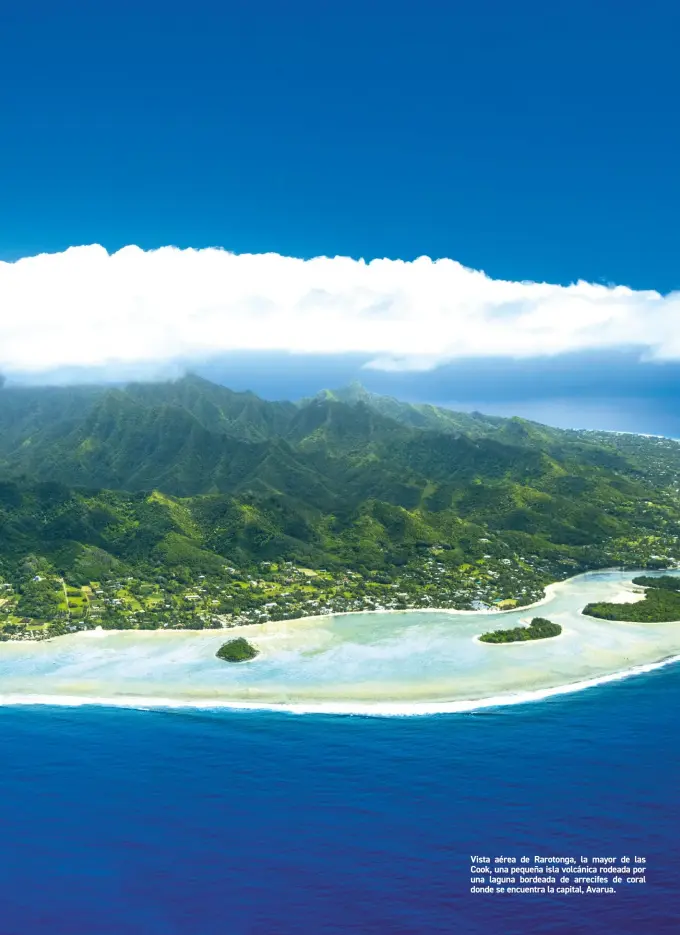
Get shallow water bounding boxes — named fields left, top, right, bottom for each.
left=1, top=569, right=679, bottom=711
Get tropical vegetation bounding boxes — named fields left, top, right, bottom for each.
left=479, top=616, right=562, bottom=643
left=583, top=580, right=680, bottom=623
left=216, top=637, right=258, bottom=662
left=0, top=375, right=679, bottom=640
left=631, top=574, right=680, bottom=591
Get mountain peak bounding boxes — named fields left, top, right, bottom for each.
left=319, top=381, right=372, bottom=405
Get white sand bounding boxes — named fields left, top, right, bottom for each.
left=2, top=569, right=679, bottom=713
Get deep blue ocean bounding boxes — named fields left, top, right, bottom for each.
left=0, top=668, right=678, bottom=934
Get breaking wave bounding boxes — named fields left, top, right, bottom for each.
left=1, top=652, right=678, bottom=717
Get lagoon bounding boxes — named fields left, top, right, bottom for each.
left=1, top=569, right=679, bottom=713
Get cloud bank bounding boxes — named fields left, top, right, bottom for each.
left=1, top=245, right=679, bottom=376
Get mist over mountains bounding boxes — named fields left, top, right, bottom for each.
left=0, top=374, right=640, bottom=501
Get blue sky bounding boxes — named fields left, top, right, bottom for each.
left=1, top=1, right=679, bottom=433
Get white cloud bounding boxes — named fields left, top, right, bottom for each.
left=1, top=244, right=679, bottom=376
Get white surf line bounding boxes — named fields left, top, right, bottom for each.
left=1, top=652, right=679, bottom=717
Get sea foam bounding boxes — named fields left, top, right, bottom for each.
left=1, top=652, right=678, bottom=717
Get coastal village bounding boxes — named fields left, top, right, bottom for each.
left=1, top=530, right=678, bottom=641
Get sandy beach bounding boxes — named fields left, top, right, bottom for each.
left=0, top=568, right=679, bottom=713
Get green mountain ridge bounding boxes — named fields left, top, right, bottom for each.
left=0, top=374, right=679, bottom=594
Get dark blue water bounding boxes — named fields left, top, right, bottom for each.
left=0, top=669, right=678, bottom=934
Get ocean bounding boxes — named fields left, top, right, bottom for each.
left=0, top=664, right=678, bottom=934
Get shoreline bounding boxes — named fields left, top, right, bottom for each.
left=2, top=567, right=680, bottom=717
left=2, top=583, right=562, bottom=643
left=4, top=567, right=669, bottom=644
left=472, top=629, right=566, bottom=646
left=1, top=650, right=678, bottom=716
left=48, top=573, right=572, bottom=641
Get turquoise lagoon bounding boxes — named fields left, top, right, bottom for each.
left=1, top=569, right=679, bottom=713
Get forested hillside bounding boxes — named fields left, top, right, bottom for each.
left=1, top=375, right=680, bottom=637
left=0, top=375, right=679, bottom=625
